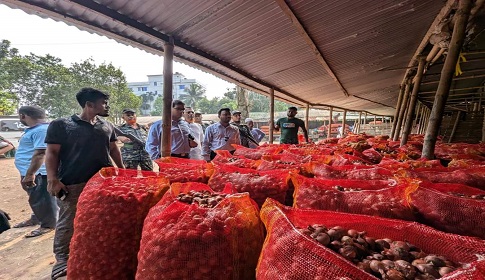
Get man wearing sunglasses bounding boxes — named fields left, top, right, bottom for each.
left=145, top=100, right=197, bottom=159
left=183, top=107, right=204, bottom=160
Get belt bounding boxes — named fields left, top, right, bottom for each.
left=171, top=153, right=189, bottom=158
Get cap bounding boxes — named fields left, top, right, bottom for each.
left=245, top=118, right=253, bottom=123
left=232, top=110, right=241, bottom=115
left=194, top=111, right=202, bottom=115
left=122, top=108, right=136, bottom=114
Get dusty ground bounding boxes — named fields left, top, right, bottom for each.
left=0, top=158, right=58, bottom=280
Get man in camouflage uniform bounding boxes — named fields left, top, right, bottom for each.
left=117, top=109, right=152, bottom=170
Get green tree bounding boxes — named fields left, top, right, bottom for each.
left=179, top=83, right=206, bottom=108
left=151, top=96, right=163, bottom=116
left=0, top=91, right=17, bottom=115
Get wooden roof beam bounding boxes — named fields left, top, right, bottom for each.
left=275, top=0, right=349, bottom=97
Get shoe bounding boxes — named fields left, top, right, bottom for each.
left=13, top=219, right=38, bottom=228
left=52, top=261, right=68, bottom=280
left=25, top=227, right=54, bottom=238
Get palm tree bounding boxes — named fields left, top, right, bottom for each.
left=179, top=83, right=206, bottom=108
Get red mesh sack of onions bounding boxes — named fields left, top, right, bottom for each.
left=408, top=181, right=485, bottom=239
left=305, top=163, right=394, bottom=180
left=208, top=164, right=292, bottom=207
left=67, top=167, right=170, bottom=280
left=291, top=174, right=414, bottom=221
left=257, top=199, right=485, bottom=280
left=136, top=182, right=264, bottom=280
left=155, top=157, right=214, bottom=183
left=398, top=167, right=485, bottom=190
left=211, top=150, right=258, bottom=169
left=232, top=144, right=283, bottom=160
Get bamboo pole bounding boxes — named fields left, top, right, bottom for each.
left=448, top=111, right=462, bottom=143
left=393, top=82, right=412, bottom=141
left=422, top=0, right=472, bottom=159
left=357, top=112, right=362, bottom=133
left=327, top=107, right=333, bottom=139
left=162, top=37, right=174, bottom=158
left=391, top=85, right=406, bottom=138
left=413, top=103, right=421, bottom=133
left=269, top=88, right=275, bottom=144
left=342, top=110, right=347, bottom=137
left=402, top=57, right=426, bottom=146
left=305, top=103, right=310, bottom=131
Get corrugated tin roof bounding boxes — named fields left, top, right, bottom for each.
left=1, top=0, right=453, bottom=116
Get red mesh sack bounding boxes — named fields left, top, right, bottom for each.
left=136, top=182, right=264, bottom=280
left=400, top=167, right=485, bottom=190
left=409, top=181, right=485, bottom=239
left=208, top=164, right=292, bottom=207
left=257, top=199, right=485, bottom=280
left=306, top=164, right=394, bottom=180
left=361, top=148, right=383, bottom=164
left=291, top=174, right=414, bottom=221
left=211, top=150, right=258, bottom=169
left=67, top=167, right=170, bottom=279
left=233, top=144, right=283, bottom=160
left=155, top=157, right=214, bottom=183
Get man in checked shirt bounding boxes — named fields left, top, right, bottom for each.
left=202, top=108, right=241, bottom=161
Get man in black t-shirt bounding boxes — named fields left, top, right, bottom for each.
left=45, top=87, right=124, bottom=279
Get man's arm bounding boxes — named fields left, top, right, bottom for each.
left=0, top=143, right=14, bottom=155
left=22, top=149, right=46, bottom=187
left=109, top=141, right=124, bottom=168
left=145, top=122, right=161, bottom=160
left=273, top=119, right=280, bottom=131
left=300, top=121, right=309, bottom=142
left=45, top=143, right=67, bottom=196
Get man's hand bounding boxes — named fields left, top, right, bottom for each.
left=21, top=174, right=36, bottom=188
left=117, top=136, right=132, bottom=143
left=188, top=139, right=198, bottom=148
left=47, top=178, right=67, bottom=196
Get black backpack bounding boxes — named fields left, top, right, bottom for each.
left=0, top=209, right=11, bottom=234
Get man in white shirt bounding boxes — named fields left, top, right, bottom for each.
left=183, top=107, right=204, bottom=160
left=202, top=108, right=241, bottom=161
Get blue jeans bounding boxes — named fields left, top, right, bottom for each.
left=21, top=174, right=58, bottom=228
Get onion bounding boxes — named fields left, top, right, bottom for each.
left=439, top=266, right=455, bottom=277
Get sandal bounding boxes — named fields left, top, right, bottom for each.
left=52, top=262, right=68, bottom=280
left=13, top=219, right=38, bottom=228
left=25, top=227, right=54, bottom=238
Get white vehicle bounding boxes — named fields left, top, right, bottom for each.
left=0, top=119, right=26, bottom=131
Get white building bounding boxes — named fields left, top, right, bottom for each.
left=128, top=72, right=197, bottom=115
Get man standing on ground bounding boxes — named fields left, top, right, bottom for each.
left=274, top=106, right=309, bottom=144
left=145, top=100, right=198, bottom=159
left=202, top=108, right=241, bottom=161
left=13, top=106, right=57, bottom=238
left=45, top=88, right=124, bottom=279
left=117, top=108, right=152, bottom=170
left=245, top=118, right=265, bottom=148
left=230, top=110, right=257, bottom=148
left=183, top=107, right=204, bottom=160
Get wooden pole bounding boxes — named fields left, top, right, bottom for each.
left=342, top=110, right=347, bottom=137
left=162, top=37, right=174, bottom=158
left=393, top=82, right=412, bottom=141
left=269, top=88, right=275, bottom=144
left=357, top=111, right=362, bottom=133
left=448, top=111, right=462, bottom=143
left=422, top=0, right=472, bottom=159
left=305, top=103, right=310, bottom=131
left=413, top=103, right=421, bottom=133
left=391, top=84, right=406, bottom=138
left=401, top=57, right=426, bottom=146
left=327, top=107, right=333, bottom=139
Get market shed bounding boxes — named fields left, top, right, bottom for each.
left=1, top=0, right=485, bottom=156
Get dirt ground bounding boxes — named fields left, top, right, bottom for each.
left=0, top=158, right=59, bottom=280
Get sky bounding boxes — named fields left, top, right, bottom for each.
left=0, top=4, right=234, bottom=99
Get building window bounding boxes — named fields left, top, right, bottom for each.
left=155, top=91, right=157, bottom=94
left=154, top=82, right=157, bottom=86
left=137, top=87, right=143, bottom=91
left=142, top=87, right=148, bottom=91
left=179, top=85, right=185, bottom=90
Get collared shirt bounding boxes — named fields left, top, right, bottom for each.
left=15, top=123, right=49, bottom=176
left=188, top=122, right=204, bottom=160
left=202, top=122, right=240, bottom=160
left=145, top=119, right=192, bottom=159
left=118, top=123, right=150, bottom=161
left=249, top=128, right=266, bottom=148
left=45, top=115, right=116, bottom=185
